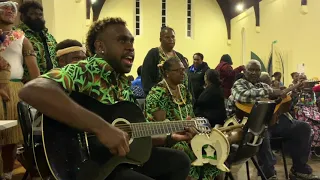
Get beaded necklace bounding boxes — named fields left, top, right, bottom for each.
left=163, top=79, right=188, bottom=120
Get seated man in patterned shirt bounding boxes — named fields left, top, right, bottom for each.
left=18, top=17, right=195, bottom=180
left=229, top=60, right=319, bottom=180
left=55, top=39, right=87, bottom=68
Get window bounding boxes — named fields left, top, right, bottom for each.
left=161, top=0, right=166, bottom=27
left=135, top=0, right=141, bottom=36
left=186, top=0, right=192, bottom=37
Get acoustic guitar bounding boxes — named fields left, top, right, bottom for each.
left=235, top=82, right=301, bottom=125
left=35, top=92, right=211, bottom=180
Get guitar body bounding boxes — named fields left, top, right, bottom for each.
left=31, top=114, right=55, bottom=179
left=41, top=92, right=152, bottom=180
left=235, top=96, right=292, bottom=125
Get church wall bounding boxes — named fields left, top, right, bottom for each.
left=231, top=0, right=320, bottom=85
left=43, top=0, right=88, bottom=44
left=44, top=0, right=230, bottom=77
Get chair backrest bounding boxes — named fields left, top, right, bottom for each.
left=17, top=101, right=34, bottom=147
left=246, top=100, right=276, bottom=134
left=229, top=100, right=276, bottom=164
left=136, top=98, right=146, bottom=111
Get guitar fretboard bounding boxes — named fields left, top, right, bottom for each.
left=129, top=121, right=196, bottom=138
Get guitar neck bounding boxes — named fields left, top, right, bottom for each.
left=283, top=84, right=299, bottom=94
left=129, top=120, right=196, bottom=138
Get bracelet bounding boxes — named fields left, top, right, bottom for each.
left=23, top=50, right=36, bottom=57
left=165, top=134, right=176, bottom=147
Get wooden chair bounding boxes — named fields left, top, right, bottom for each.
left=17, top=101, right=35, bottom=180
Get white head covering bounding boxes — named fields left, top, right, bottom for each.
left=0, top=1, right=18, bottom=15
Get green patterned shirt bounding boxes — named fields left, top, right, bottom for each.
left=18, top=23, right=57, bottom=81
left=41, top=56, right=135, bottom=104
left=145, top=80, right=194, bottom=121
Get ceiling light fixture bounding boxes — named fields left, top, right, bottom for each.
left=236, top=2, right=244, bottom=12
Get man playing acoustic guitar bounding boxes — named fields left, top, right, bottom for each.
left=228, top=60, right=319, bottom=180
left=18, top=17, right=196, bottom=180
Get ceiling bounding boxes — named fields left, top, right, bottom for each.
left=226, top=0, right=261, bottom=18
left=216, top=0, right=261, bottom=40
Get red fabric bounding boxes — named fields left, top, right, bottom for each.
left=313, top=85, right=320, bottom=92
left=215, top=62, right=245, bottom=98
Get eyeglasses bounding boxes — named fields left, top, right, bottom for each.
left=170, top=68, right=185, bottom=73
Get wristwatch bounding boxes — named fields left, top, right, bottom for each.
left=165, top=134, right=176, bottom=147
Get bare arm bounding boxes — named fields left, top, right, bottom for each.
left=23, top=38, right=40, bottom=80
left=19, top=78, right=110, bottom=135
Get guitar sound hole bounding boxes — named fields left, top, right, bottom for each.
left=114, top=121, right=132, bottom=139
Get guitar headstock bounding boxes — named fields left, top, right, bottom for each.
left=192, top=117, right=211, bottom=133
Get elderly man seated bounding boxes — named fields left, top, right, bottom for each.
left=228, top=60, right=319, bottom=180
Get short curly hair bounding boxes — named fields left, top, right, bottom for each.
left=18, top=0, right=43, bottom=15
left=86, top=17, right=127, bottom=55
left=193, top=52, right=204, bottom=60
left=56, top=39, right=82, bottom=52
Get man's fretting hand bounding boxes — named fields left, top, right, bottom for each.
left=171, top=116, right=198, bottom=142
left=171, top=127, right=198, bottom=142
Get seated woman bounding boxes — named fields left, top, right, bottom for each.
left=289, top=72, right=300, bottom=113
left=271, top=72, right=284, bottom=87
left=145, top=57, right=221, bottom=180
left=293, top=74, right=320, bottom=155
left=194, top=69, right=226, bottom=127
left=289, top=72, right=299, bottom=88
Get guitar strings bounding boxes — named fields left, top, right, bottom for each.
left=113, top=123, right=196, bottom=130
left=114, top=128, right=193, bottom=135
left=113, top=122, right=198, bottom=134
left=113, top=121, right=196, bottom=127
left=85, top=122, right=201, bottom=138
left=86, top=123, right=202, bottom=137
